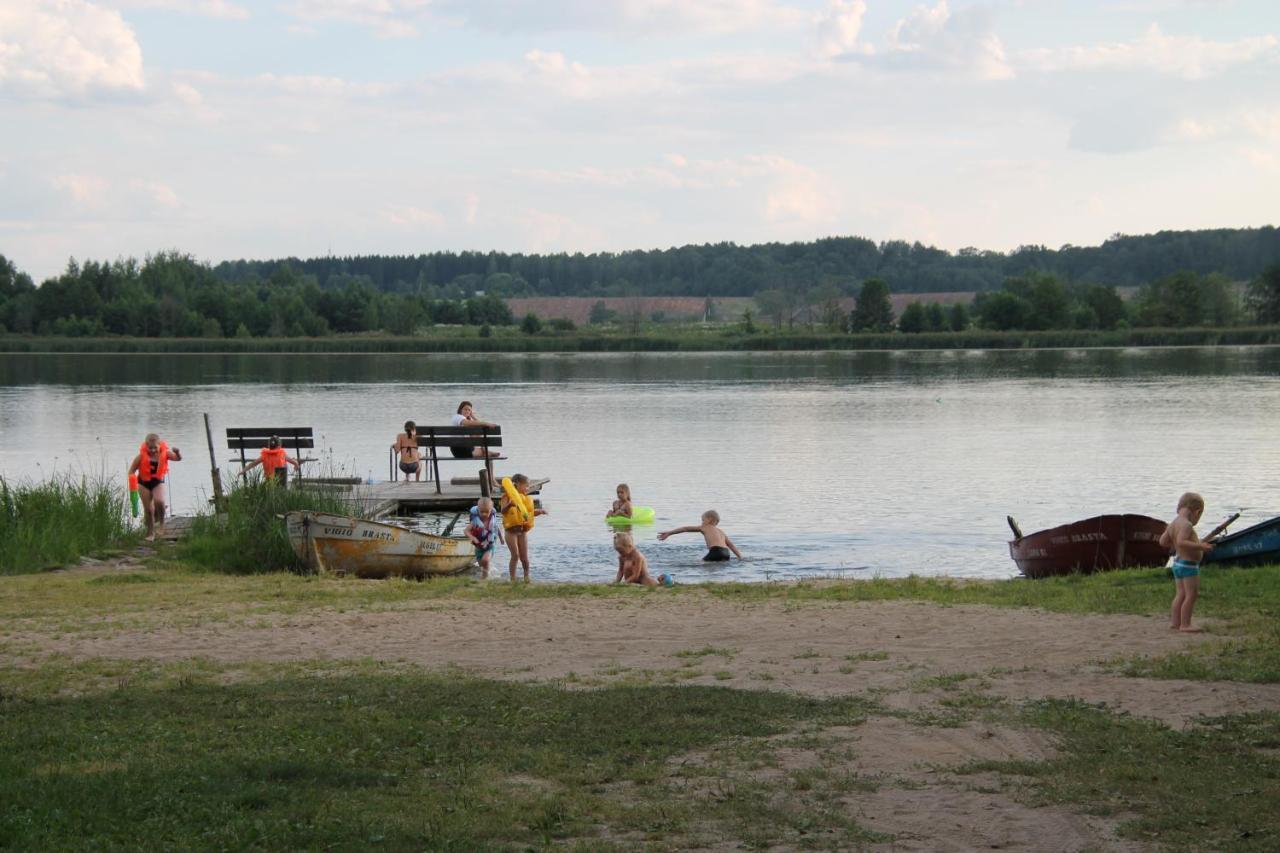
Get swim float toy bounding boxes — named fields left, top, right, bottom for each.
left=606, top=506, right=655, bottom=525
left=500, top=476, right=536, bottom=529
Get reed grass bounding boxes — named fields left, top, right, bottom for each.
left=180, top=478, right=357, bottom=574
left=0, top=476, right=134, bottom=575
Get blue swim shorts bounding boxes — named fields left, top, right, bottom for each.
left=1171, top=559, right=1200, bottom=579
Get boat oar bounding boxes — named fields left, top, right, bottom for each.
left=1204, top=512, right=1240, bottom=542
left=442, top=511, right=465, bottom=537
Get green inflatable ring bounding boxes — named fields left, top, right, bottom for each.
left=606, top=506, right=655, bottom=524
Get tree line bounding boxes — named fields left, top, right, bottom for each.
left=0, top=253, right=513, bottom=338
left=766, top=267, right=1280, bottom=335
left=209, top=227, right=1280, bottom=297
left=2, top=244, right=1279, bottom=340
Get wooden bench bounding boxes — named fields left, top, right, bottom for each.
left=390, top=425, right=504, bottom=494
left=227, top=427, right=315, bottom=483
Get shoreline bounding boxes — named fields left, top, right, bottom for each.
left=4, top=326, right=1280, bottom=354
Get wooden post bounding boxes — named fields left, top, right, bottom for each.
left=204, top=413, right=227, bottom=512
left=480, top=468, right=492, bottom=499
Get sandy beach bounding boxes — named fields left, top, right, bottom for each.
left=7, top=572, right=1279, bottom=851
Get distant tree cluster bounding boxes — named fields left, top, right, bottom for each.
left=210, top=227, right=1280, bottom=297
left=0, top=252, right=513, bottom=338
left=3, top=242, right=1280, bottom=339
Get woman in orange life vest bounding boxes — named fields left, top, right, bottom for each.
left=241, top=435, right=301, bottom=484
left=127, top=433, right=182, bottom=541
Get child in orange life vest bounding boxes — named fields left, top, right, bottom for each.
left=499, top=474, right=547, bottom=582
left=241, top=435, right=301, bottom=484
left=127, top=432, right=182, bottom=541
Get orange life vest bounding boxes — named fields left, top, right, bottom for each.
left=137, top=441, right=169, bottom=481
left=259, top=446, right=288, bottom=476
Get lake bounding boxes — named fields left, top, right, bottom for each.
left=2, top=347, right=1278, bottom=583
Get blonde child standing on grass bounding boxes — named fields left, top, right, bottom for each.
left=1159, top=491, right=1216, bottom=633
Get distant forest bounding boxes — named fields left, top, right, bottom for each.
left=212, top=227, right=1280, bottom=297
left=2, top=226, right=1279, bottom=339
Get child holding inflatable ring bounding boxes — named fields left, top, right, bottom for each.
left=500, top=474, right=546, bottom=582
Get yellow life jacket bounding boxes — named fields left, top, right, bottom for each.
left=500, top=477, right=535, bottom=530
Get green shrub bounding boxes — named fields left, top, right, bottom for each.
left=181, top=479, right=356, bottom=574
left=0, top=476, right=134, bottom=574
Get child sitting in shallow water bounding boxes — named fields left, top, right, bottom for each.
left=613, top=532, right=672, bottom=586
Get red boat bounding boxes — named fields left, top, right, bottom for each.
left=1007, top=514, right=1169, bottom=579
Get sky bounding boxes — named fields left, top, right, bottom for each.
left=1, top=0, right=1278, bottom=281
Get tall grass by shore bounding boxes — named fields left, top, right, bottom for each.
left=181, top=479, right=357, bottom=574
left=0, top=476, right=134, bottom=575
left=3, top=325, right=1280, bottom=353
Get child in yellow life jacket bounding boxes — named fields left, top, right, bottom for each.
left=500, top=474, right=547, bottom=582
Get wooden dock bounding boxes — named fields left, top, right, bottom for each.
left=303, top=477, right=549, bottom=518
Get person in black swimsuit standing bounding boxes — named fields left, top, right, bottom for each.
left=127, top=432, right=182, bottom=541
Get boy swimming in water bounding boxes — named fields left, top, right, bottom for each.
left=1159, top=491, right=1215, bottom=633
left=657, top=510, right=742, bottom=562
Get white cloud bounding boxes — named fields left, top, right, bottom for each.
left=114, top=0, right=249, bottom=19
left=52, top=173, right=110, bottom=206
left=0, top=0, right=145, bottom=98
left=463, top=193, right=480, bottom=225
left=515, top=154, right=840, bottom=225
left=815, top=0, right=867, bottom=58
left=381, top=204, right=446, bottom=228
left=131, top=179, right=180, bottom=208
left=880, top=0, right=1014, bottom=80
left=521, top=49, right=671, bottom=100
left=435, top=0, right=808, bottom=37
left=282, top=0, right=432, bottom=38
left=1021, top=24, right=1278, bottom=80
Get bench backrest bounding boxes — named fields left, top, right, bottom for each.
left=227, top=427, right=314, bottom=465
left=414, top=425, right=502, bottom=450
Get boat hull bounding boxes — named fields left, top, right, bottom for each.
left=285, top=511, right=475, bottom=578
left=1202, top=515, right=1280, bottom=568
left=1009, top=514, right=1169, bottom=579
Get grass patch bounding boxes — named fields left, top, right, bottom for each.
left=845, top=650, right=890, bottom=663
left=672, top=646, right=736, bottom=660
left=0, top=475, right=135, bottom=575
left=966, top=699, right=1280, bottom=851
left=0, top=660, right=879, bottom=850
left=180, top=479, right=359, bottom=574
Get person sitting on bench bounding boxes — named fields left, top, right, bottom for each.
left=450, top=401, right=501, bottom=459
left=242, top=435, right=301, bottom=484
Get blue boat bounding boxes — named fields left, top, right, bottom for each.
left=1202, top=514, right=1280, bottom=568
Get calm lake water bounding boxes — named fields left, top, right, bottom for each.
left=3, top=348, right=1279, bottom=582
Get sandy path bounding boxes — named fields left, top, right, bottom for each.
left=9, top=592, right=1278, bottom=852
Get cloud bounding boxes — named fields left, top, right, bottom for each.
left=281, top=0, right=432, bottom=38
left=52, top=173, right=110, bottom=206
left=381, top=204, right=446, bottom=228
left=1021, top=24, right=1278, bottom=80
left=434, top=0, right=809, bottom=37
left=521, top=49, right=672, bottom=99
left=0, top=0, right=145, bottom=98
left=114, top=0, right=249, bottom=19
left=515, top=153, right=840, bottom=225
left=879, top=0, right=1014, bottom=80
left=815, top=0, right=867, bottom=58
